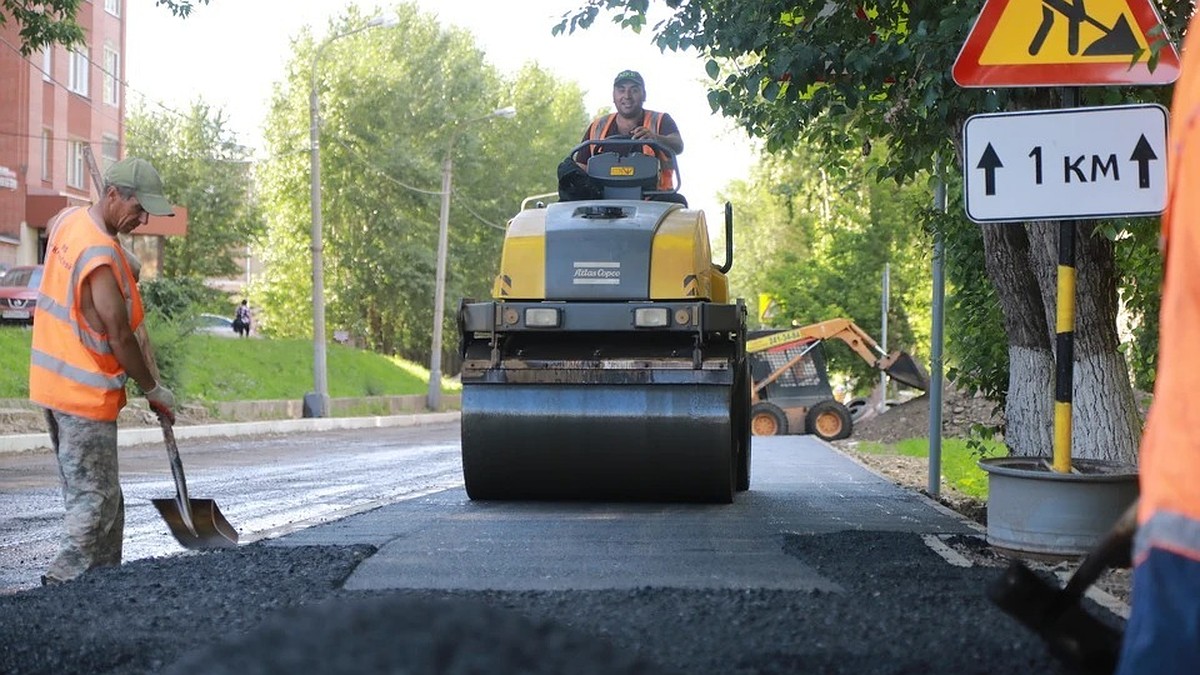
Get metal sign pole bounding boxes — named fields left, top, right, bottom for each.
left=1052, top=87, right=1080, bottom=473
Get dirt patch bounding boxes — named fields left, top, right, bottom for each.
left=851, top=386, right=1004, bottom=445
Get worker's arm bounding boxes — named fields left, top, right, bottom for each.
left=86, top=266, right=174, bottom=420
left=134, top=324, right=161, bottom=381
left=631, top=126, right=683, bottom=155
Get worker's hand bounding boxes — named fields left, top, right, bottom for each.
left=145, top=382, right=176, bottom=424
left=630, top=126, right=655, bottom=141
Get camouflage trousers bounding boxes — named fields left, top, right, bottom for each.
left=43, top=409, right=124, bottom=583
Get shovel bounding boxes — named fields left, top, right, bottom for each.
left=987, top=500, right=1137, bottom=674
left=151, top=417, right=239, bottom=549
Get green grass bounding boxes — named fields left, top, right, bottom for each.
left=0, top=326, right=459, bottom=403
left=0, top=326, right=34, bottom=398
left=853, top=437, right=1007, bottom=499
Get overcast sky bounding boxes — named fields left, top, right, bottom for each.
left=124, top=0, right=756, bottom=219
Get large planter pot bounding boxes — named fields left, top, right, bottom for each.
left=979, top=457, right=1138, bottom=557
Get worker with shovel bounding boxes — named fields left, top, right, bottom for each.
left=1116, top=17, right=1200, bottom=675
left=29, top=157, right=177, bottom=585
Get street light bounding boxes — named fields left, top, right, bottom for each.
left=306, top=15, right=396, bottom=418
left=427, top=105, right=517, bottom=411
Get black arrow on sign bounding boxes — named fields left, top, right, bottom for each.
left=1130, top=134, right=1158, bottom=189
left=977, top=143, right=1003, bottom=196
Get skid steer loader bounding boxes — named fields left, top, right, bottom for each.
left=457, top=138, right=750, bottom=502
left=747, top=318, right=929, bottom=441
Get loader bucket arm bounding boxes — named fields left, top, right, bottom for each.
left=746, top=318, right=929, bottom=391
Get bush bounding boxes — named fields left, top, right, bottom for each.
left=140, top=276, right=229, bottom=319
left=134, top=276, right=230, bottom=399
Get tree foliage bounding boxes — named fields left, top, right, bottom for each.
left=125, top=101, right=264, bottom=279
left=253, top=4, right=587, bottom=365
left=0, top=0, right=208, bottom=54
left=722, top=142, right=930, bottom=393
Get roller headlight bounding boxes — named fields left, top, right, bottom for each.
left=633, top=307, right=670, bottom=328
left=524, top=307, right=561, bottom=328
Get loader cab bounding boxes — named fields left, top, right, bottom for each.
left=747, top=332, right=854, bottom=441
left=749, top=336, right=836, bottom=408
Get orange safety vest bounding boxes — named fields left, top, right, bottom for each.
left=29, top=207, right=145, bottom=422
left=586, top=111, right=677, bottom=191
left=1135, top=22, right=1200, bottom=562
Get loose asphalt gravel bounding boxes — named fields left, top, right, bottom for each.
left=0, top=527, right=1122, bottom=674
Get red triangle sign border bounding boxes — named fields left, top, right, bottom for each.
left=953, top=0, right=1181, bottom=87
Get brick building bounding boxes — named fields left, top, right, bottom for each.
left=0, top=0, right=184, bottom=274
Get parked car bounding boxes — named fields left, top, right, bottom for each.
left=0, top=265, right=42, bottom=325
left=196, top=313, right=237, bottom=337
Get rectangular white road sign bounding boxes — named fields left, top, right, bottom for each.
left=963, top=104, right=1168, bottom=223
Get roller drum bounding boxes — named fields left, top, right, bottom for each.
left=462, top=383, right=736, bottom=502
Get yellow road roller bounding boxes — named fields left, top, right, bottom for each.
left=457, top=138, right=750, bottom=502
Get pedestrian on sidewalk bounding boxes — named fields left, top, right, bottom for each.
left=29, top=157, right=177, bottom=585
left=233, top=299, right=252, bottom=337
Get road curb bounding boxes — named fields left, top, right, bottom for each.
left=0, top=412, right=461, bottom=454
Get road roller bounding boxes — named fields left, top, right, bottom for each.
left=457, top=138, right=750, bottom=502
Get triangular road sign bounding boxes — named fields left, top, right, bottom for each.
left=953, top=0, right=1181, bottom=87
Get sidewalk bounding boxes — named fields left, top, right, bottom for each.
left=0, top=404, right=460, bottom=454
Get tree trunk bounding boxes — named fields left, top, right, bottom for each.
left=980, top=223, right=1054, bottom=456
left=1024, top=222, right=1141, bottom=464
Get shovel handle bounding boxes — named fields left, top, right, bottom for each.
left=159, top=416, right=197, bottom=535
left=1062, top=499, right=1139, bottom=600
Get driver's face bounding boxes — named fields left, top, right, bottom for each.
left=613, top=82, right=645, bottom=117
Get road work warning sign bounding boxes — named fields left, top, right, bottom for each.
left=953, top=0, right=1180, bottom=87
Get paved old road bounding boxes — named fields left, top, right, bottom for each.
left=1, top=422, right=1103, bottom=674
left=0, top=423, right=464, bottom=592
left=1, top=422, right=979, bottom=594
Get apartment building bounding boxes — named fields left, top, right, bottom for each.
left=0, top=0, right=184, bottom=273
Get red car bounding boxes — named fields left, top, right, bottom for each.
left=0, top=265, right=43, bottom=325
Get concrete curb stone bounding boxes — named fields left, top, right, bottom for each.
left=0, top=412, right=461, bottom=454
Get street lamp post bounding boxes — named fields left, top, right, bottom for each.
left=426, top=106, right=517, bottom=411
left=306, top=15, right=395, bottom=418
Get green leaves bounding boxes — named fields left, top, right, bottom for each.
left=125, top=101, right=263, bottom=280
left=0, top=0, right=210, bottom=53
left=253, top=7, right=588, bottom=362
left=721, top=142, right=932, bottom=394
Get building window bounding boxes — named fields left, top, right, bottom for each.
left=103, top=46, right=120, bottom=106
left=68, top=49, right=89, bottom=96
left=41, top=130, right=52, bottom=181
left=67, top=141, right=86, bottom=190
left=41, top=47, right=52, bottom=81
left=101, top=135, right=120, bottom=172
left=105, top=0, right=121, bottom=17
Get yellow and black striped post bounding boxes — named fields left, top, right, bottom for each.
left=1053, top=220, right=1075, bottom=473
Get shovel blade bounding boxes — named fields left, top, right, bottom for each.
left=152, top=497, right=239, bottom=549
left=988, top=561, right=1121, bottom=674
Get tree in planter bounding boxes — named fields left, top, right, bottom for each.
left=555, top=0, right=1192, bottom=464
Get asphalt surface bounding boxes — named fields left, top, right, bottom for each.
left=0, top=421, right=1123, bottom=674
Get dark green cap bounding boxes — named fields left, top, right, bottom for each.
left=613, top=69, right=644, bottom=87
left=104, top=158, right=174, bottom=216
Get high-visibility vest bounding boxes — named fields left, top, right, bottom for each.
left=586, top=111, right=676, bottom=191
left=29, top=207, right=145, bottom=422
left=1135, top=21, right=1200, bottom=563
